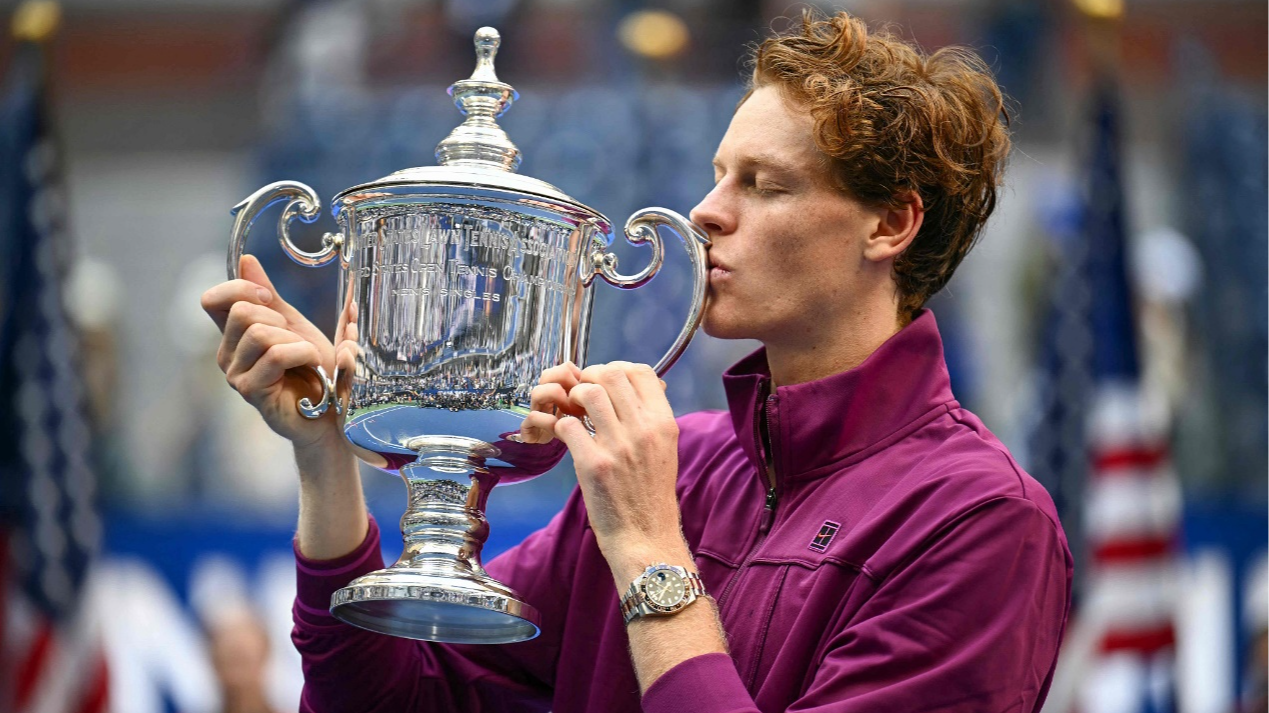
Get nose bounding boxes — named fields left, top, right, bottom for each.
left=689, top=183, right=735, bottom=236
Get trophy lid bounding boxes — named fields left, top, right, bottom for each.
left=334, top=27, right=598, bottom=221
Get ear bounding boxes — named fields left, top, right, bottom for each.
left=863, top=191, right=923, bottom=262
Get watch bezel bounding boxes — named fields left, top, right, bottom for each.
left=638, top=564, right=688, bottom=613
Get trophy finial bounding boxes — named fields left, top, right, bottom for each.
left=470, top=27, right=500, bottom=82
left=435, top=27, right=522, bottom=172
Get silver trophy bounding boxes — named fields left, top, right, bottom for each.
left=226, top=27, right=709, bottom=644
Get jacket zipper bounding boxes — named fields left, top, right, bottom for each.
left=717, top=391, right=780, bottom=608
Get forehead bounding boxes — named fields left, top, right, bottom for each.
left=714, top=85, right=821, bottom=170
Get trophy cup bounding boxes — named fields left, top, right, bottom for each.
left=225, top=27, right=709, bottom=644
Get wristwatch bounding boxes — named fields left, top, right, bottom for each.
left=620, top=563, right=707, bottom=625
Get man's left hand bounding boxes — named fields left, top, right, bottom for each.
left=526, top=361, right=685, bottom=563
left=523, top=362, right=725, bottom=692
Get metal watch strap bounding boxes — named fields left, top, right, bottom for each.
left=620, top=566, right=707, bottom=625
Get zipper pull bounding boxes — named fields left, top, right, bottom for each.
left=758, top=487, right=777, bottom=535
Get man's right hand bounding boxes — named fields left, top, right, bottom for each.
left=200, top=254, right=342, bottom=450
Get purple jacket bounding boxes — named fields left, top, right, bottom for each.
left=292, top=311, right=1072, bottom=712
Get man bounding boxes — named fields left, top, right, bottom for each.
left=202, top=10, right=1071, bottom=712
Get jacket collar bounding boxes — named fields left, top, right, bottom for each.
left=721, top=310, right=956, bottom=480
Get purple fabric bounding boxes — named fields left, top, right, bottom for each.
left=291, top=311, right=1073, bottom=712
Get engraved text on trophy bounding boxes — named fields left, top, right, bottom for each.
left=347, top=205, right=585, bottom=412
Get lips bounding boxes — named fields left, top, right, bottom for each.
left=708, top=254, right=732, bottom=273
left=708, top=255, right=732, bottom=286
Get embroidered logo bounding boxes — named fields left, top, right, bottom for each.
left=808, top=520, right=841, bottom=553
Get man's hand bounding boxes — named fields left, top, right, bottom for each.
left=522, top=361, right=685, bottom=572
left=200, top=254, right=344, bottom=451
left=522, top=361, right=728, bottom=693
left=517, top=361, right=585, bottom=445
left=204, top=254, right=366, bottom=560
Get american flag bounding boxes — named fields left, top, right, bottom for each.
left=0, top=15, right=109, bottom=713
left=1038, top=83, right=1181, bottom=713
left=1078, top=83, right=1180, bottom=713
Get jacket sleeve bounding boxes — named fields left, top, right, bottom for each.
left=291, top=487, right=592, bottom=713
left=640, top=496, right=1073, bottom=713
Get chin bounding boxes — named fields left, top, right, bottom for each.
left=701, top=311, right=757, bottom=341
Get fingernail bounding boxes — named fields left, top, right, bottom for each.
left=256, top=288, right=272, bottom=304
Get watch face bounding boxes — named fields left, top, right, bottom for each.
left=643, top=569, right=686, bottom=609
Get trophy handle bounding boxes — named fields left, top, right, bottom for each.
left=587, top=208, right=711, bottom=375
left=228, top=180, right=344, bottom=420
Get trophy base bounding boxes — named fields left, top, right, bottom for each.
left=331, top=567, right=541, bottom=644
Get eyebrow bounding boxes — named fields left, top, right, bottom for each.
left=711, top=152, right=802, bottom=176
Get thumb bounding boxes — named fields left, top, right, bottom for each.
left=239, top=254, right=304, bottom=323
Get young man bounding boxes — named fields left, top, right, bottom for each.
left=202, top=11, right=1071, bottom=713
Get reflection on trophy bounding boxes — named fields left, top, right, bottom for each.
left=225, top=27, right=709, bottom=644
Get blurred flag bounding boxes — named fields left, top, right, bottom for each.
left=0, top=4, right=109, bottom=712
left=1079, top=82, right=1180, bottom=713
left=1040, top=82, right=1181, bottom=713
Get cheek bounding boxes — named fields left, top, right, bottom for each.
left=766, top=236, right=854, bottom=308
left=766, top=232, right=839, bottom=278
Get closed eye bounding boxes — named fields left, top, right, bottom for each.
left=749, top=174, right=790, bottom=195
left=710, top=163, right=794, bottom=194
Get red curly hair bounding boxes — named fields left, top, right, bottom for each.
left=745, top=10, right=1011, bottom=319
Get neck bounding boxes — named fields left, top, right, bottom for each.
left=764, top=303, right=905, bottom=388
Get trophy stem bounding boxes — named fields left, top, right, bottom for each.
left=329, top=459, right=541, bottom=643
left=397, top=468, right=491, bottom=579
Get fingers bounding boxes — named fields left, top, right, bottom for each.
left=201, top=278, right=274, bottom=332
left=568, top=382, right=618, bottom=432
left=582, top=361, right=675, bottom=422
left=226, top=340, right=322, bottom=400
left=538, top=361, right=582, bottom=390
left=527, top=361, right=585, bottom=421
left=226, top=323, right=304, bottom=378
left=618, top=362, right=671, bottom=415
left=528, top=361, right=665, bottom=438
left=530, top=382, right=579, bottom=417
left=530, top=382, right=567, bottom=411
left=217, top=302, right=288, bottom=372
left=238, top=254, right=307, bottom=325
left=579, top=363, right=642, bottom=422
left=553, top=415, right=596, bottom=457
left=334, top=337, right=360, bottom=372
left=518, top=410, right=559, bottom=444
left=521, top=361, right=586, bottom=443
left=336, top=317, right=359, bottom=346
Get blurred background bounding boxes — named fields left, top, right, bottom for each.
left=0, top=0, right=1263, bottom=711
